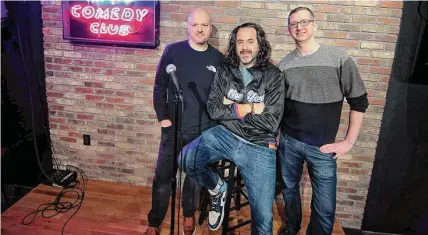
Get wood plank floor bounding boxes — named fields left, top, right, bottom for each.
left=1, top=180, right=345, bottom=234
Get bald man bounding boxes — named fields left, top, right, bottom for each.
left=146, top=8, right=223, bottom=235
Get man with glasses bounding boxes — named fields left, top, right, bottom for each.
left=278, top=7, right=369, bottom=235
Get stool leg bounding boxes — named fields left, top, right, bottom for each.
left=235, top=171, right=242, bottom=210
left=222, top=163, right=235, bottom=234
left=198, top=189, right=209, bottom=225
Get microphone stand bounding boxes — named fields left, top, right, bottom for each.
left=170, top=89, right=183, bottom=235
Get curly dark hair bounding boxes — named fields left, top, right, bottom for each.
left=223, top=23, right=271, bottom=69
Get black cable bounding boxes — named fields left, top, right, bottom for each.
left=418, top=1, right=427, bottom=22
left=17, top=25, right=56, bottom=186
left=16, top=9, right=87, bottom=234
left=22, top=165, right=88, bottom=235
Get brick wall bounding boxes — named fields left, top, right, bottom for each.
left=41, top=0, right=402, bottom=229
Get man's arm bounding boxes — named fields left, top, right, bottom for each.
left=207, top=66, right=250, bottom=121
left=244, top=71, right=285, bottom=133
left=320, top=110, right=365, bottom=158
left=320, top=56, right=369, bottom=157
left=153, top=45, right=172, bottom=126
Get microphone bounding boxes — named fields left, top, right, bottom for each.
left=166, top=64, right=181, bottom=95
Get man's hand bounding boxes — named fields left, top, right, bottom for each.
left=160, top=119, right=172, bottom=128
left=223, top=97, right=235, bottom=105
left=253, top=102, right=265, bottom=114
left=320, top=140, right=354, bottom=159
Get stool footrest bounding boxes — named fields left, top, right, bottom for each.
left=230, top=201, right=249, bottom=210
left=227, top=220, right=252, bottom=231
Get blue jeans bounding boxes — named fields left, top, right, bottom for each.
left=278, top=133, right=337, bottom=235
left=178, top=125, right=277, bottom=234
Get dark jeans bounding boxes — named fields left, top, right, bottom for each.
left=147, top=126, right=202, bottom=227
left=178, top=125, right=277, bottom=234
left=278, top=133, right=337, bottom=235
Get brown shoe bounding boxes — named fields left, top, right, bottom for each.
left=183, top=216, right=196, bottom=235
left=144, top=226, right=160, bottom=235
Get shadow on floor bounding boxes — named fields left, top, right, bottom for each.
left=1, top=184, right=33, bottom=213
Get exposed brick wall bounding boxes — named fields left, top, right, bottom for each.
left=41, top=0, right=402, bottom=229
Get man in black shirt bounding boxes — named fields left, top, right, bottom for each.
left=145, top=8, right=223, bottom=235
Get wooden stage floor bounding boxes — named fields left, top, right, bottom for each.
left=1, top=180, right=345, bottom=234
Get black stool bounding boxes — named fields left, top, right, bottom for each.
left=198, top=160, right=251, bottom=234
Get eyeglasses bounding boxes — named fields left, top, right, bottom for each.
left=288, top=19, right=314, bottom=29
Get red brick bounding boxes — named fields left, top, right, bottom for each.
left=335, top=40, right=359, bottom=47
left=84, top=81, right=104, bottom=88
left=97, top=129, right=116, bottom=135
left=106, top=124, right=125, bottom=130
left=115, top=91, right=135, bottom=97
left=68, top=66, right=84, bottom=72
left=380, top=76, right=390, bottom=83
left=106, top=97, right=125, bottom=103
left=115, top=104, right=135, bottom=110
left=358, top=58, right=382, bottom=66
left=160, top=5, right=181, bottom=12
left=85, top=95, right=104, bottom=101
left=49, top=117, right=66, bottom=123
left=55, top=58, right=73, bottom=64
left=74, top=60, right=93, bottom=66
left=339, top=161, right=363, bottom=168
left=47, top=91, right=64, bottom=98
left=380, top=1, right=403, bottom=9
left=169, top=13, right=186, bottom=21
left=338, top=187, right=357, bottom=194
left=324, top=31, right=348, bottom=39
left=369, top=67, right=392, bottom=75
left=374, top=34, right=397, bottom=42
left=95, top=61, right=114, bottom=67
left=49, top=105, right=65, bottom=111
left=96, top=89, right=115, bottom=95
left=96, top=103, right=114, bottom=109
left=136, top=64, right=157, bottom=71
left=69, top=132, right=81, bottom=138
left=135, top=50, right=157, bottom=56
left=46, top=63, right=62, bottom=70
left=75, top=88, right=93, bottom=94
left=77, top=114, right=94, bottom=120
left=217, top=1, right=239, bottom=7
left=377, top=17, right=401, bottom=25
left=369, top=98, right=386, bottom=105
left=98, top=153, right=116, bottom=159
left=315, top=5, right=341, bottom=13
left=217, top=16, right=239, bottom=24
left=60, top=137, right=77, bottom=143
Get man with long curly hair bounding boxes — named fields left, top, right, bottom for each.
left=178, top=22, right=285, bottom=234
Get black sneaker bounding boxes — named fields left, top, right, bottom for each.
left=208, top=185, right=227, bottom=230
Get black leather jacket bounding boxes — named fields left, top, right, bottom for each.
left=207, top=62, right=285, bottom=148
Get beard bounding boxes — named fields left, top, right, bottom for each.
left=239, top=50, right=257, bottom=66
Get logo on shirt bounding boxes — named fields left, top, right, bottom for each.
left=206, top=65, right=216, bottom=73
left=226, top=89, right=265, bottom=103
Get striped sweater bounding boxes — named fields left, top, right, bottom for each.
left=279, top=45, right=369, bottom=147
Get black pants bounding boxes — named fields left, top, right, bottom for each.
left=147, top=126, right=202, bottom=227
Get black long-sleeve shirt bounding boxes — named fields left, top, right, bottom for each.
left=153, top=40, right=223, bottom=134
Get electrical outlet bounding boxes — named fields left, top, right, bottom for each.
left=83, top=134, right=91, bottom=146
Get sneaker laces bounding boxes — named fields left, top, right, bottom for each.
left=209, top=192, right=222, bottom=212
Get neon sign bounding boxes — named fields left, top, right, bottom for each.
left=62, top=1, right=160, bottom=47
